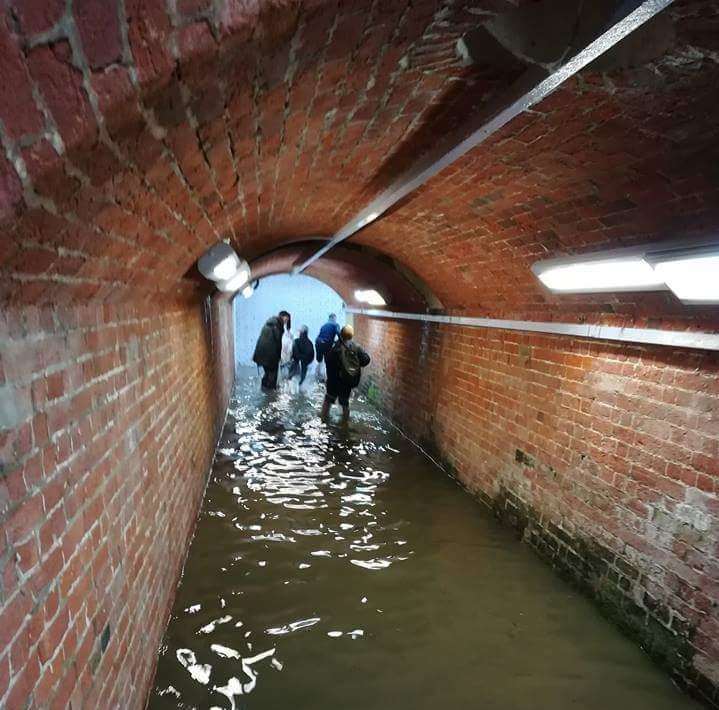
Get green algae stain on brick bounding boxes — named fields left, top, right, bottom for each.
left=366, top=381, right=381, bottom=405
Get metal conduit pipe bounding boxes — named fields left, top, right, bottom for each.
left=346, top=308, right=719, bottom=352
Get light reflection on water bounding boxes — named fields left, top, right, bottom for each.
left=149, top=373, right=698, bottom=710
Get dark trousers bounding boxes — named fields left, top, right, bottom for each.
left=316, top=339, right=332, bottom=363
left=261, top=365, right=278, bottom=390
left=325, top=369, right=352, bottom=407
left=298, top=361, right=309, bottom=385
left=289, top=360, right=310, bottom=385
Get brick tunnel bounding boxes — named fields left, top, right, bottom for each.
left=1, top=0, right=718, bottom=707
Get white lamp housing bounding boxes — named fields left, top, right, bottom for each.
left=197, top=242, right=252, bottom=293
left=645, top=245, right=719, bottom=304
left=217, top=262, right=251, bottom=293
left=355, top=289, right=386, bottom=306
left=198, top=243, right=241, bottom=282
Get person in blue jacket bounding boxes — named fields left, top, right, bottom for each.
left=315, top=313, right=340, bottom=375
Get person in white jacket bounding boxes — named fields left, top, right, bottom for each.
left=278, top=310, right=294, bottom=383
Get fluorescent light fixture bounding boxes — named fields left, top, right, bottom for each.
left=241, top=283, right=254, bottom=299
left=354, top=289, right=386, bottom=306
left=198, top=242, right=241, bottom=282
left=217, top=263, right=251, bottom=293
left=532, top=239, right=719, bottom=302
left=646, top=246, right=719, bottom=303
left=535, top=257, right=664, bottom=292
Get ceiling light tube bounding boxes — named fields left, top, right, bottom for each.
left=532, top=253, right=666, bottom=293
left=354, top=289, right=386, bottom=306
left=645, top=245, right=719, bottom=303
left=532, top=238, right=719, bottom=299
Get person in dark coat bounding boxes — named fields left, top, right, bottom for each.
left=252, top=313, right=286, bottom=390
left=321, top=324, right=370, bottom=423
left=289, top=325, right=315, bottom=386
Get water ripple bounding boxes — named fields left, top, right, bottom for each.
left=151, top=373, right=698, bottom=710
left=152, top=375, right=405, bottom=707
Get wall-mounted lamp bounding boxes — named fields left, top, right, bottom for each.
left=532, top=240, right=719, bottom=304
left=354, top=289, right=386, bottom=306
left=217, top=263, right=251, bottom=293
left=197, top=243, right=252, bottom=294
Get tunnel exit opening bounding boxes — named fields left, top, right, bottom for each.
left=232, top=273, right=347, bottom=374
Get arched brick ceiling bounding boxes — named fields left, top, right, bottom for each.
left=249, top=242, right=431, bottom=310
left=1, top=0, right=519, bottom=304
left=1, top=0, right=718, bottom=329
left=356, top=0, right=719, bottom=328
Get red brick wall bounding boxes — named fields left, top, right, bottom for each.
left=0, top=0, right=492, bottom=302
left=356, top=314, right=719, bottom=705
left=0, top=295, right=233, bottom=708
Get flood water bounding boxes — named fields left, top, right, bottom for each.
left=149, top=373, right=698, bottom=710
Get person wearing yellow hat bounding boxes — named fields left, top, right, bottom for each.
left=320, top=324, right=370, bottom=423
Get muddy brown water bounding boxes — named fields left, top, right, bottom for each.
left=149, top=373, right=698, bottom=710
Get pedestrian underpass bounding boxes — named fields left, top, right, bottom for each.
left=1, top=1, right=718, bottom=707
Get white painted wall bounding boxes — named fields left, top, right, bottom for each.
left=234, top=274, right=346, bottom=367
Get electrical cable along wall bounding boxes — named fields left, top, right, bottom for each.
left=347, top=308, right=719, bottom=351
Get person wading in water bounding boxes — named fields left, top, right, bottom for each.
left=321, top=324, right=370, bottom=424
left=289, top=325, right=315, bottom=387
left=278, top=310, right=294, bottom=383
left=252, top=311, right=289, bottom=390
left=315, top=313, right=340, bottom=382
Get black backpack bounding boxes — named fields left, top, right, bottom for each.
left=337, top=342, right=361, bottom=387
